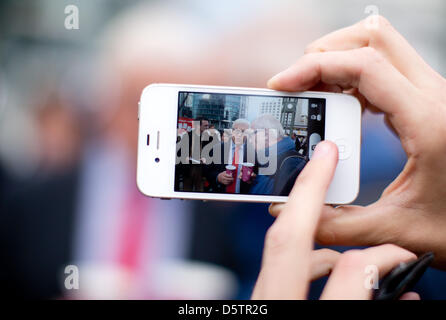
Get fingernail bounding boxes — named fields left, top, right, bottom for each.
left=311, top=141, right=332, bottom=160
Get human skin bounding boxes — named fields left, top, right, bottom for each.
left=268, top=16, right=446, bottom=269
left=252, top=141, right=418, bottom=299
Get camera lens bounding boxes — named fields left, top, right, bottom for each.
left=155, top=157, right=160, bottom=163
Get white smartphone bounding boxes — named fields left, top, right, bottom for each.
left=137, top=83, right=361, bottom=204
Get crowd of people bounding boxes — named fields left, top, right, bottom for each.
left=175, top=115, right=308, bottom=196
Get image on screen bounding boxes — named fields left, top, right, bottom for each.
left=175, top=92, right=325, bottom=196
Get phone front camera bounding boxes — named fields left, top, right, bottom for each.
left=155, top=157, right=160, bottom=163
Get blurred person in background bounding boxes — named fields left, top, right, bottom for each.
left=35, top=94, right=83, bottom=174
left=1, top=1, right=238, bottom=299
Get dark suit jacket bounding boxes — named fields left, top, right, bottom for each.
left=0, top=167, right=79, bottom=299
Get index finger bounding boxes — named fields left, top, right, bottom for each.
left=267, top=48, right=421, bottom=138
left=304, top=16, right=437, bottom=89
left=252, top=141, right=338, bottom=299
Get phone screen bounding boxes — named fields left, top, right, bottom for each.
left=175, top=91, right=325, bottom=196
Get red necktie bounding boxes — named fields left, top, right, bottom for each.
left=227, top=145, right=240, bottom=193
left=117, top=187, right=150, bottom=271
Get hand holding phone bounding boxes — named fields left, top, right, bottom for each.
left=273, top=16, right=446, bottom=268
left=252, top=141, right=418, bottom=300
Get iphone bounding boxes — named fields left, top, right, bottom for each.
left=137, top=84, right=361, bottom=204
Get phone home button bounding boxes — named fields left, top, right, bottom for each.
left=335, top=139, right=351, bottom=160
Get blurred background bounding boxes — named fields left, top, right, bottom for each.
left=0, top=0, right=445, bottom=299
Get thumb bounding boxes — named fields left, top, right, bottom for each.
left=316, top=201, right=394, bottom=246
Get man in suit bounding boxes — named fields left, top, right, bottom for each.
left=204, top=119, right=256, bottom=194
